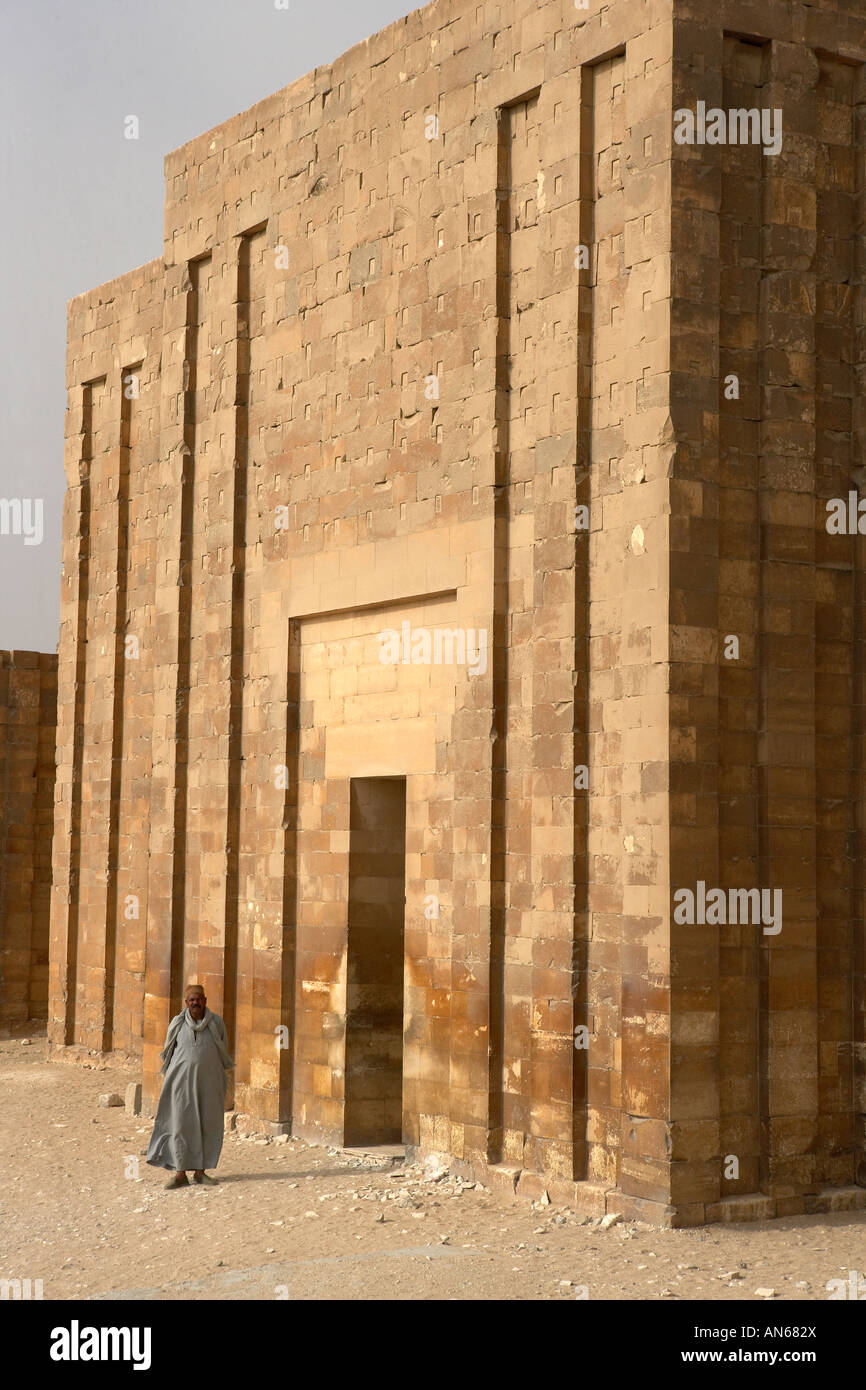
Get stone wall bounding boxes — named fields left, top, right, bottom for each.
left=49, top=0, right=866, bottom=1224
left=669, top=12, right=866, bottom=1220
left=51, top=258, right=163, bottom=1063
left=0, top=651, right=57, bottom=1032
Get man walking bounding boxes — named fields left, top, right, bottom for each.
left=146, top=984, right=234, bottom=1190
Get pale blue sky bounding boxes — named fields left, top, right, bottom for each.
left=0, top=0, right=420, bottom=651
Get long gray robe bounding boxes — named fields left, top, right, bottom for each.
left=146, top=1010, right=233, bottom=1172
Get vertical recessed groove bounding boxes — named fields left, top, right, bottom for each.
left=854, top=536, right=865, bottom=1186
left=854, top=535, right=866, bottom=1186
left=719, top=34, right=766, bottom=1197
left=853, top=71, right=866, bottom=1187
left=487, top=99, right=512, bottom=1163
left=66, top=382, right=98, bottom=1045
left=756, top=44, right=773, bottom=1194
left=225, top=229, right=264, bottom=1062
left=582, top=50, right=625, bottom=1190
left=280, top=623, right=301, bottom=1127
left=756, top=38, right=820, bottom=1196
left=815, top=56, right=858, bottom=1190
left=103, top=365, right=136, bottom=1052
left=572, top=66, right=594, bottom=1183
left=170, top=261, right=208, bottom=1018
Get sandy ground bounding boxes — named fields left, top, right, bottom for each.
left=1, top=1037, right=864, bottom=1302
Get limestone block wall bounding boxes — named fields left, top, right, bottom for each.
left=48, top=0, right=866, bottom=1225
left=670, top=3, right=866, bottom=1219
left=50, top=0, right=675, bottom=1211
left=0, top=651, right=57, bottom=1031
left=50, top=258, right=163, bottom=1060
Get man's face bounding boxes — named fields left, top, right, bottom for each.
left=186, top=991, right=206, bottom=1019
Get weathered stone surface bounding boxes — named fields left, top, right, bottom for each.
left=0, top=651, right=57, bottom=1032
left=42, top=0, right=866, bottom=1226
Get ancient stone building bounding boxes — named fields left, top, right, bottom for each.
left=49, top=0, right=866, bottom=1225
left=0, top=651, right=57, bottom=1032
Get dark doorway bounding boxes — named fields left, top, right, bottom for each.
left=344, top=776, right=407, bottom=1147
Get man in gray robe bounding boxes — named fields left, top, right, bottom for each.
left=146, top=984, right=234, bottom=1190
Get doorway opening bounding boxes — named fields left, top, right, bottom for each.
left=344, top=776, right=407, bottom=1147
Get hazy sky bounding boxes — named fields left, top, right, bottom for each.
left=0, top=0, right=420, bottom=652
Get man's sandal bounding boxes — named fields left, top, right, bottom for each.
left=164, top=1173, right=189, bottom=1189
left=193, top=1173, right=218, bottom=1186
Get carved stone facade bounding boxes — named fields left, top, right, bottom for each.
left=49, top=0, right=866, bottom=1225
